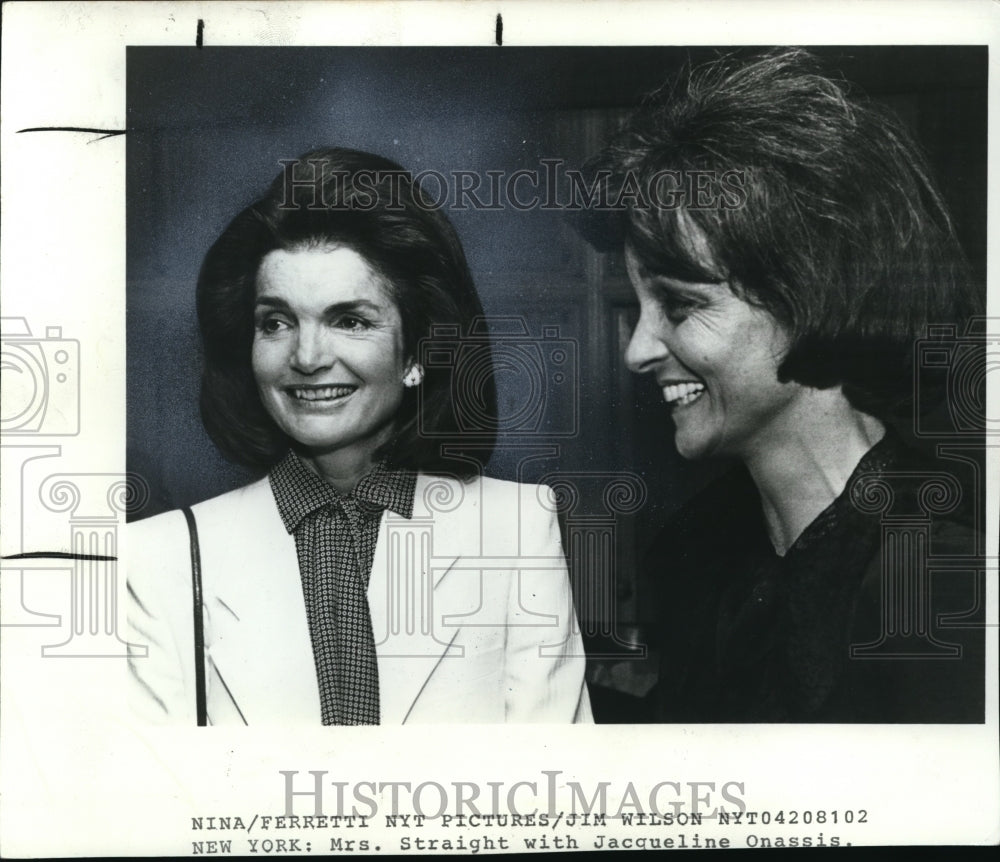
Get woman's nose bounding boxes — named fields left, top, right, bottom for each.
left=291, top=325, right=332, bottom=374
left=624, top=313, right=669, bottom=374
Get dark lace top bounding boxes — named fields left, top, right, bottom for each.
left=644, top=433, right=984, bottom=723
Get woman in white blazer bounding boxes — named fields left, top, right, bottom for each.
left=127, top=148, right=591, bottom=726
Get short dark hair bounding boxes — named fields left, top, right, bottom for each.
left=574, top=48, right=982, bottom=418
left=197, top=147, right=497, bottom=476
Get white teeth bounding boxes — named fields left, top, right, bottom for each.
left=662, top=382, right=705, bottom=406
left=291, top=386, right=354, bottom=401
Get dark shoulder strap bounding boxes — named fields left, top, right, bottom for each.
left=181, top=506, right=207, bottom=727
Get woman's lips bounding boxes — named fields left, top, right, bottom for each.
left=661, top=381, right=706, bottom=407
left=286, top=385, right=357, bottom=402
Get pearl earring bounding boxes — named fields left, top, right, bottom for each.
left=402, top=363, right=424, bottom=388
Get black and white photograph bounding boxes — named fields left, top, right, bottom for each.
left=1, top=1, right=998, bottom=855
left=125, top=42, right=988, bottom=728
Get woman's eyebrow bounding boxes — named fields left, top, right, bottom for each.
left=648, top=262, right=727, bottom=285
left=320, top=299, right=384, bottom=316
left=253, top=295, right=290, bottom=310
left=252, top=297, right=385, bottom=314
left=649, top=275, right=723, bottom=297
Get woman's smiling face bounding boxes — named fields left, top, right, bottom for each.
left=251, top=244, right=409, bottom=464
left=624, top=241, right=806, bottom=462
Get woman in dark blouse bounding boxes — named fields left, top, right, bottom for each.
left=576, top=49, right=985, bottom=722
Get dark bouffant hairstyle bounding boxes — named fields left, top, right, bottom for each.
left=574, top=48, right=982, bottom=419
left=197, top=147, right=496, bottom=476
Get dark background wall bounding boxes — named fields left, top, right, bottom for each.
left=127, top=45, right=987, bottom=633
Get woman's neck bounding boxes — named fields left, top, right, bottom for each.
left=297, top=447, right=378, bottom=494
left=742, top=389, right=886, bottom=556
left=294, top=423, right=397, bottom=493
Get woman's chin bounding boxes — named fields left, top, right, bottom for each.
left=673, top=443, right=705, bottom=461
left=285, top=421, right=397, bottom=463
left=671, top=427, right=715, bottom=461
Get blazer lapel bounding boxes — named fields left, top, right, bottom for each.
left=197, top=481, right=321, bottom=724
left=371, top=473, right=487, bottom=723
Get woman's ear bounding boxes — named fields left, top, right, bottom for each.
left=402, top=361, right=425, bottom=388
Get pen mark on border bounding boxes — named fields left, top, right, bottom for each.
left=2, top=552, right=117, bottom=562
left=16, top=127, right=126, bottom=142
left=197, top=18, right=205, bottom=48
left=496, top=13, right=503, bottom=46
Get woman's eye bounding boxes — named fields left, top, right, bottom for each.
left=336, top=315, right=370, bottom=331
left=257, top=317, right=288, bottom=335
left=659, top=295, right=697, bottom=323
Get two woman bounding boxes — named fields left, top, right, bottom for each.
left=576, top=49, right=984, bottom=722
left=127, top=149, right=591, bottom=725
left=130, top=49, right=984, bottom=726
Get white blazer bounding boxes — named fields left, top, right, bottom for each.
left=126, top=472, right=592, bottom=724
